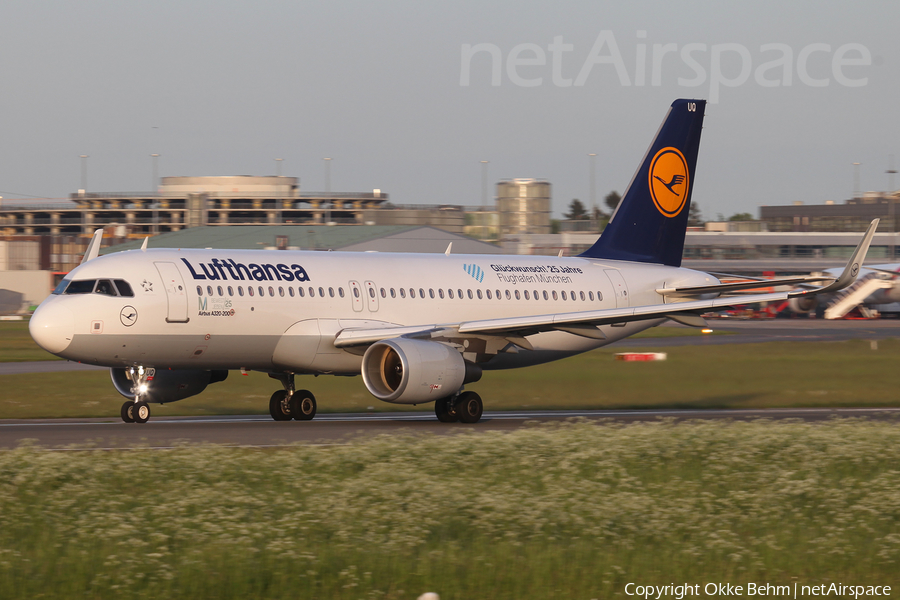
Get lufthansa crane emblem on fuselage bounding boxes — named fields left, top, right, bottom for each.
left=120, top=306, right=138, bottom=327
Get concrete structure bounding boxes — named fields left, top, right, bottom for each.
left=760, top=192, right=900, bottom=233
left=0, top=176, right=390, bottom=237
left=501, top=230, right=900, bottom=273
left=103, top=225, right=502, bottom=256
left=497, top=179, right=552, bottom=236
left=0, top=271, right=53, bottom=308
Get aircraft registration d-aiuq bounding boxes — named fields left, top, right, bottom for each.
left=30, top=99, right=878, bottom=424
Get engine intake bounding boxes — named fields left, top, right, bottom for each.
left=787, top=296, right=818, bottom=314
left=361, top=338, right=480, bottom=404
left=110, top=368, right=229, bottom=404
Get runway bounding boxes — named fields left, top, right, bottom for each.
left=2, top=407, right=899, bottom=450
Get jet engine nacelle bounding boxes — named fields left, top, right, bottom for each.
left=110, top=368, right=229, bottom=404
left=361, top=338, right=481, bottom=404
left=787, top=296, right=818, bottom=314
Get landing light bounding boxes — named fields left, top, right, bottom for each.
left=701, top=328, right=714, bottom=334
left=139, top=384, right=149, bottom=393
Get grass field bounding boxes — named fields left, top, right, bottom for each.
left=1, top=420, right=898, bottom=599
left=0, top=337, right=898, bottom=418
left=0, top=320, right=60, bottom=362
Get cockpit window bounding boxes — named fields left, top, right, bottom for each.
left=114, top=280, right=134, bottom=297
left=64, top=280, right=95, bottom=294
left=95, top=280, right=116, bottom=296
left=52, top=278, right=71, bottom=295
left=59, top=278, right=134, bottom=297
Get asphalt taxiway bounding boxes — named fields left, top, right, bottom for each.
left=3, top=319, right=899, bottom=449
left=2, top=407, right=898, bottom=450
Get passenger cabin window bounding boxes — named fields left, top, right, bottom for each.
left=400, top=288, right=406, bottom=298
left=339, top=288, right=345, bottom=298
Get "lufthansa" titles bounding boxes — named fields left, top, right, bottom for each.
left=181, top=258, right=311, bottom=282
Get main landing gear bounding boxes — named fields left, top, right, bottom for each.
left=121, top=366, right=151, bottom=424
left=435, top=391, right=483, bottom=424
left=268, top=373, right=317, bottom=421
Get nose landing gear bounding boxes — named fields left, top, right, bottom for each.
left=121, top=366, right=152, bottom=424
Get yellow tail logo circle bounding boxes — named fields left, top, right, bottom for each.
left=648, top=147, right=689, bottom=218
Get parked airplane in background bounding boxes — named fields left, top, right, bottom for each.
left=784, top=263, right=900, bottom=319
left=29, top=99, right=878, bottom=423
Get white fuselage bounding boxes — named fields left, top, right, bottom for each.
left=30, top=248, right=717, bottom=374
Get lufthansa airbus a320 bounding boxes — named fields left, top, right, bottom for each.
left=29, top=99, right=878, bottom=423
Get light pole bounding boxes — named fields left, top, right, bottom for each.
left=151, top=154, right=160, bottom=235
left=323, top=157, right=332, bottom=224
left=853, top=162, right=861, bottom=200
left=275, top=158, right=283, bottom=177
left=888, top=155, right=897, bottom=259
left=480, top=160, right=489, bottom=208
left=588, top=153, right=597, bottom=221
left=79, top=155, right=89, bottom=193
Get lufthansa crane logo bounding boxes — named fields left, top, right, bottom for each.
left=648, top=146, right=689, bottom=218
left=120, top=306, right=138, bottom=327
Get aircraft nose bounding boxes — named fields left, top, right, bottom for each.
left=29, top=301, right=74, bottom=355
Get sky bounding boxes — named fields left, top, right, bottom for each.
left=1, top=0, right=898, bottom=221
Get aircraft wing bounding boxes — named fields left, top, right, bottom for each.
left=334, top=219, right=878, bottom=348
left=335, top=290, right=803, bottom=348
left=656, top=275, right=834, bottom=297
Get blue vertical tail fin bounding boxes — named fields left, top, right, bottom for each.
left=580, top=99, right=706, bottom=267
